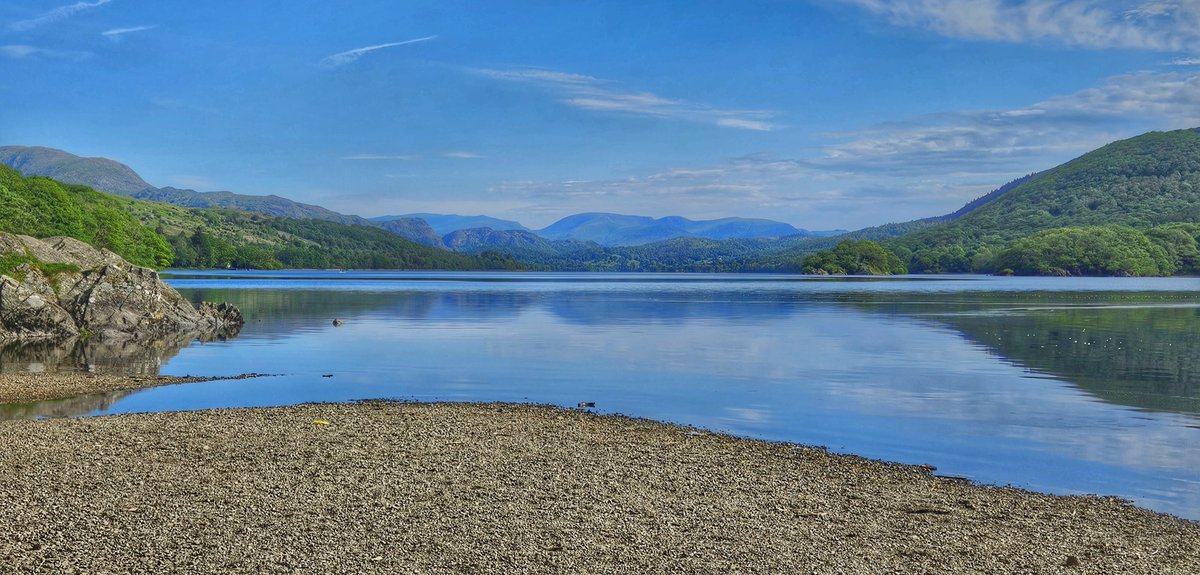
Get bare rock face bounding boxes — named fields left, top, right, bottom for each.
left=0, top=272, right=79, bottom=340
left=0, top=233, right=243, bottom=342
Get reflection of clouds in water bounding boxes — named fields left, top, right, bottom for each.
left=720, top=406, right=774, bottom=427
left=465, top=302, right=1200, bottom=482
left=159, top=278, right=1200, bottom=518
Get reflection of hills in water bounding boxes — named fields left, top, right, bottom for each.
left=850, top=292, right=1200, bottom=417
left=181, top=287, right=801, bottom=329
left=934, top=305, right=1199, bottom=416
left=0, top=327, right=240, bottom=375
left=0, top=389, right=135, bottom=420
left=180, top=286, right=1200, bottom=417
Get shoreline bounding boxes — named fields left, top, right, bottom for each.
left=2, top=398, right=1197, bottom=573
left=0, top=371, right=268, bottom=404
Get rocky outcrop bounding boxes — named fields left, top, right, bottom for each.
left=0, top=233, right=243, bottom=342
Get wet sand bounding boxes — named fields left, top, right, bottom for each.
left=0, top=372, right=267, bottom=403
left=1, top=399, right=1197, bottom=574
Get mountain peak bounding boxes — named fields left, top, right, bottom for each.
left=0, top=145, right=152, bottom=196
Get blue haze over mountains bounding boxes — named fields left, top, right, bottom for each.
left=0, top=145, right=841, bottom=249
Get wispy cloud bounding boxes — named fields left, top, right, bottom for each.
left=473, top=66, right=779, bottom=131
left=1170, top=57, right=1200, bottom=65
left=487, top=68, right=1200, bottom=229
left=821, top=70, right=1200, bottom=175
left=342, top=151, right=484, bottom=161
left=102, top=24, right=155, bottom=38
left=831, top=0, right=1200, bottom=51
left=341, top=154, right=421, bottom=161
left=7, top=0, right=112, bottom=33
left=319, top=35, right=436, bottom=69
left=0, top=44, right=91, bottom=61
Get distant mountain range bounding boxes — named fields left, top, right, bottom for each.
left=533, top=213, right=836, bottom=246
left=0, top=146, right=370, bottom=225
left=5, top=127, right=1200, bottom=275
left=372, top=214, right=529, bottom=236
left=0, top=145, right=824, bottom=248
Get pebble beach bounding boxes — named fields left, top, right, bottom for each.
left=1, top=375, right=1197, bottom=574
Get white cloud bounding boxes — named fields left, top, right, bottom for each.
left=715, top=118, right=775, bottom=132
left=821, top=70, right=1200, bottom=174
left=318, top=36, right=436, bottom=69
left=0, top=44, right=90, bottom=61
left=7, top=0, right=112, bottom=33
left=0, top=45, right=39, bottom=58
left=102, top=25, right=155, bottom=38
left=473, top=66, right=779, bottom=131
left=341, top=154, right=421, bottom=161
left=831, top=0, right=1200, bottom=51
left=342, top=152, right=484, bottom=161
left=480, top=68, right=1200, bottom=229
left=1169, top=57, right=1200, bottom=65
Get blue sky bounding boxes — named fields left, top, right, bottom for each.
left=3, top=1, right=1200, bottom=230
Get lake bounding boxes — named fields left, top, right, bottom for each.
left=3, top=271, right=1199, bottom=520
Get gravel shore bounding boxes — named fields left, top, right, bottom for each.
left=0, top=372, right=266, bottom=403
left=1, top=400, right=1196, bottom=574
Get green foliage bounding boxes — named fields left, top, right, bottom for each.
left=892, top=129, right=1200, bottom=274
left=0, top=166, right=170, bottom=268
left=0, top=253, right=81, bottom=286
left=452, top=233, right=834, bottom=272
left=0, top=166, right=521, bottom=271
left=802, top=240, right=907, bottom=275
left=992, top=225, right=1173, bottom=277
left=1145, top=223, right=1200, bottom=275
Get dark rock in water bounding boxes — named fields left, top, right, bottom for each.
left=0, top=233, right=244, bottom=343
left=332, top=319, right=344, bottom=326
left=200, top=302, right=244, bottom=332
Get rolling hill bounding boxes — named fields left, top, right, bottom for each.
left=0, top=165, right=521, bottom=271
left=534, top=213, right=808, bottom=246
left=0, top=146, right=369, bottom=224
left=373, top=214, right=529, bottom=236
left=0, top=146, right=153, bottom=197
left=889, top=128, right=1200, bottom=274
left=10, top=128, right=1200, bottom=275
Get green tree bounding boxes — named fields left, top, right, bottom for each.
left=803, top=240, right=907, bottom=275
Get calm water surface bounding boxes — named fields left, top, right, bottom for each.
left=4, top=271, right=1200, bottom=519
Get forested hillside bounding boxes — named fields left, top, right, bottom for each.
left=0, top=165, right=170, bottom=267
left=0, top=166, right=520, bottom=271
left=891, top=129, right=1200, bottom=275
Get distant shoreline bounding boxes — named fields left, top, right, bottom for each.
left=1, top=397, right=1196, bottom=573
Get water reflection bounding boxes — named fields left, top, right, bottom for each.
left=182, top=284, right=1200, bottom=418
left=0, top=389, right=135, bottom=419
left=4, top=273, right=1200, bottom=518
left=0, top=328, right=242, bottom=375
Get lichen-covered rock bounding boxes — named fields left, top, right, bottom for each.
left=0, top=232, right=243, bottom=342
left=0, top=275, right=79, bottom=340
